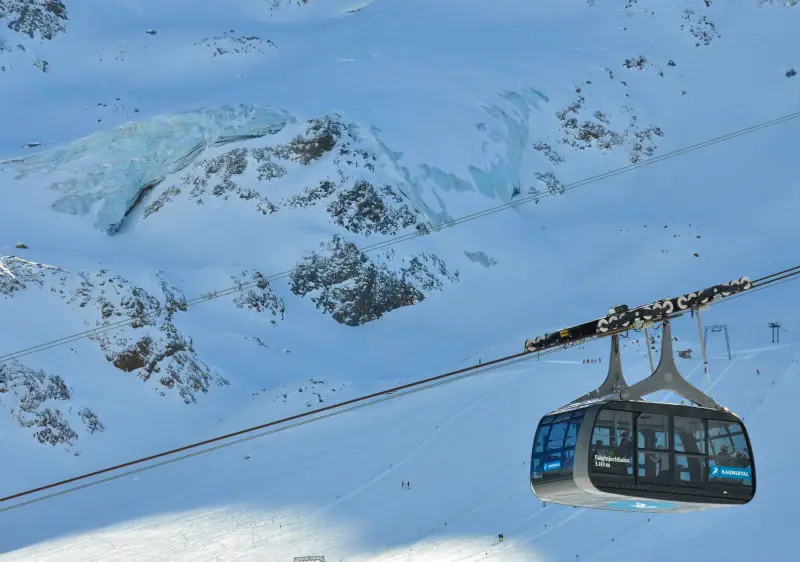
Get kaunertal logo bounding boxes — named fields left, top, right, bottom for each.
left=543, top=460, right=562, bottom=471
left=710, top=465, right=750, bottom=480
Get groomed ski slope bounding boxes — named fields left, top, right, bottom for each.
left=1, top=320, right=797, bottom=561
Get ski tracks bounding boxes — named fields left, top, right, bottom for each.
left=312, top=373, right=519, bottom=518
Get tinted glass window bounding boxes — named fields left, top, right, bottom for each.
left=592, top=409, right=633, bottom=447
left=675, top=416, right=706, bottom=454
left=532, top=410, right=585, bottom=481
left=676, top=455, right=706, bottom=487
left=562, top=448, right=576, bottom=471
left=590, top=409, right=634, bottom=476
left=708, top=420, right=752, bottom=486
left=534, top=425, right=551, bottom=454
left=637, top=413, right=669, bottom=450
left=546, top=422, right=567, bottom=457
left=564, top=420, right=580, bottom=449
left=638, top=451, right=671, bottom=483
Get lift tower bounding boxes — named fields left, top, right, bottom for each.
left=769, top=322, right=782, bottom=343
left=703, top=324, right=732, bottom=360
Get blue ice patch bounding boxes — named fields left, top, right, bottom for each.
left=606, top=500, right=678, bottom=511
left=543, top=460, right=562, bottom=472
left=710, top=465, right=751, bottom=480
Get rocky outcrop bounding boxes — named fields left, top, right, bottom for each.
left=681, top=9, right=721, bottom=47
left=0, top=253, right=289, bottom=447
left=267, top=0, right=309, bottom=10
left=0, top=359, right=102, bottom=448
left=0, top=257, right=256, bottom=404
left=327, top=180, right=421, bottom=237
left=195, top=32, right=277, bottom=58
left=0, top=0, right=68, bottom=40
left=140, top=116, right=351, bottom=219
left=290, top=235, right=458, bottom=326
left=251, top=377, right=351, bottom=409
left=139, top=114, right=452, bottom=327
left=201, top=270, right=286, bottom=325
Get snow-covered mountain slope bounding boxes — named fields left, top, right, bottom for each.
left=1, top=321, right=798, bottom=561
left=0, top=0, right=798, bottom=559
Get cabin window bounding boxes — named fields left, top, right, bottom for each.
left=676, top=454, right=706, bottom=486
left=586, top=408, right=753, bottom=495
left=708, top=420, right=752, bottom=486
left=532, top=409, right=585, bottom=481
left=637, top=413, right=669, bottom=450
left=636, top=452, right=670, bottom=483
left=674, top=416, right=706, bottom=454
left=533, top=424, right=550, bottom=454
left=590, top=409, right=634, bottom=475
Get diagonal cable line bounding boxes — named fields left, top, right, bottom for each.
left=1, top=110, right=798, bottom=365
left=1, top=264, right=798, bottom=513
left=0, top=348, right=550, bottom=512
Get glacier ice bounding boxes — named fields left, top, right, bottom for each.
left=1, top=105, right=296, bottom=234
left=0, top=86, right=548, bottom=236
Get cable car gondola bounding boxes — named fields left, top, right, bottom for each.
left=530, top=319, right=755, bottom=513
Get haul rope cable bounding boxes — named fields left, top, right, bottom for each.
left=0, top=346, right=556, bottom=512
left=1, top=110, right=798, bottom=365
left=1, top=264, right=798, bottom=513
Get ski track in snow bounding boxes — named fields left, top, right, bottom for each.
left=312, top=374, right=513, bottom=517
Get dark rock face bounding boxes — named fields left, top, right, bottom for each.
left=140, top=113, right=455, bottom=327
left=0, top=258, right=261, bottom=404
left=0, top=359, right=101, bottom=448
left=0, top=254, right=289, bottom=447
left=327, top=180, right=420, bottom=237
left=0, top=0, right=68, bottom=40
left=267, top=0, right=309, bottom=10
left=141, top=116, right=353, bottom=220
left=290, top=235, right=458, bottom=326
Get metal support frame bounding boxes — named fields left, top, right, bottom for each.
left=620, top=319, right=721, bottom=409
left=564, top=316, right=724, bottom=411
left=769, top=322, right=782, bottom=344
left=569, top=334, right=629, bottom=404
left=644, top=327, right=655, bottom=373
left=696, top=309, right=711, bottom=395
left=703, top=324, right=732, bottom=360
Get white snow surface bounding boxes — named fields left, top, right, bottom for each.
left=0, top=0, right=799, bottom=559
left=3, top=328, right=800, bottom=561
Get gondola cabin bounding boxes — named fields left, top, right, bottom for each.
left=530, top=399, right=755, bottom=513
left=527, top=317, right=755, bottom=513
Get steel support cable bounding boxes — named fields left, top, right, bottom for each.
left=751, top=265, right=800, bottom=285
left=0, top=348, right=561, bottom=512
left=752, top=270, right=800, bottom=289
left=1, top=111, right=798, bottom=366
left=2, top=264, right=798, bottom=513
left=716, top=272, right=800, bottom=307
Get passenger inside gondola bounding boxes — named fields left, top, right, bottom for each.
left=708, top=420, right=752, bottom=483
left=533, top=402, right=755, bottom=510
left=636, top=412, right=671, bottom=483
left=590, top=409, right=634, bottom=475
